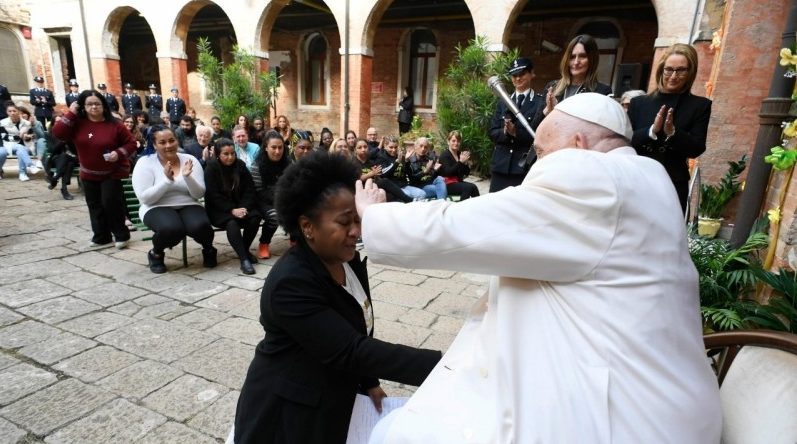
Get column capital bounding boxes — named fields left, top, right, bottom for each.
left=338, top=47, right=374, bottom=57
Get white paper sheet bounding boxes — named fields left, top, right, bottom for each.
left=346, top=394, right=408, bottom=444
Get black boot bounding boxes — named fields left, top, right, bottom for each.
left=240, top=258, right=255, bottom=275
left=147, top=250, right=166, bottom=274
left=61, top=187, right=74, bottom=200
left=202, top=246, right=217, bottom=268
left=48, top=175, right=58, bottom=190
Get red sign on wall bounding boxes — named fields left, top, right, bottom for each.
left=371, top=82, right=384, bottom=94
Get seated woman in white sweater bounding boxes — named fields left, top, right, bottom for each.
left=132, top=125, right=215, bottom=273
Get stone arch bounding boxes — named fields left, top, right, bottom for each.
left=101, top=6, right=142, bottom=58
left=255, top=0, right=291, bottom=56
left=170, top=0, right=239, bottom=57
left=0, top=23, right=32, bottom=92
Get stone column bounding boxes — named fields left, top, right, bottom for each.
left=340, top=50, right=373, bottom=135
left=156, top=55, right=188, bottom=98
left=90, top=55, right=121, bottom=94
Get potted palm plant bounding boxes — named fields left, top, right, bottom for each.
left=698, top=156, right=746, bottom=238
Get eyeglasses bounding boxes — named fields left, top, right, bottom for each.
left=663, top=67, right=689, bottom=77
left=84, top=102, right=103, bottom=107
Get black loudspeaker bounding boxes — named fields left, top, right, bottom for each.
left=613, top=63, right=642, bottom=98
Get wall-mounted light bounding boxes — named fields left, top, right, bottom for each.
left=541, top=40, right=561, bottom=53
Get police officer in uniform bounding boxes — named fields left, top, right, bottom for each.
left=487, top=57, right=544, bottom=193
left=65, top=79, right=80, bottom=107
left=145, top=84, right=163, bottom=122
left=166, top=86, right=186, bottom=124
left=121, top=82, right=143, bottom=116
left=29, top=75, right=56, bottom=128
left=97, top=83, right=119, bottom=113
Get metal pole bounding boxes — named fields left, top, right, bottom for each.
left=343, top=0, right=350, bottom=132
left=730, top=0, right=797, bottom=247
left=78, top=0, right=94, bottom=88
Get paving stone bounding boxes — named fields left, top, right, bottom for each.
left=132, top=273, right=196, bottom=293
left=18, top=332, right=97, bottom=365
left=44, top=271, right=113, bottom=292
left=97, top=360, right=183, bottom=401
left=430, top=315, right=466, bottom=334
left=187, top=390, right=239, bottom=439
left=192, top=268, right=235, bottom=283
left=0, top=279, right=71, bottom=308
left=222, top=275, right=263, bottom=291
left=0, top=236, right=71, bottom=255
left=400, top=308, right=438, bottom=328
left=421, top=331, right=458, bottom=352
left=72, top=282, right=148, bottom=307
left=373, top=319, right=433, bottom=348
left=96, top=318, right=217, bottom=363
left=132, top=301, right=187, bottom=320
left=106, top=301, right=140, bottom=317
left=227, top=298, right=261, bottom=320
left=0, top=247, right=75, bottom=268
left=44, top=398, right=166, bottom=444
left=0, top=259, right=80, bottom=286
left=57, top=312, right=134, bottom=338
left=173, top=338, right=253, bottom=389
left=142, top=374, right=227, bottom=422
left=0, top=353, right=19, bottom=371
left=370, top=281, right=440, bottom=309
left=0, top=306, right=23, bottom=327
left=207, top=317, right=263, bottom=346
left=424, top=291, right=478, bottom=318
left=0, top=416, right=26, bottom=444
left=54, top=346, right=140, bottom=382
left=139, top=421, right=217, bottom=444
left=371, top=269, right=427, bottom=286
left=173, top=308, right=230, bottom=331
left=134, top=294, right=170, bottom=306
left=412, top=268, right=457, bottom=279
left=166, top=280, right=229, bottom=304
left=16, top=296, right=101, bottom=324
left=156, top=304, right=197, bottom=321
left=0, top=379, right=115, bottom=435
left=419, top=276, right=469, bottom=294
left=372, top=301, right=409, bottom=322
left=0, top=320, right=61, bottom=348
left=0, top=363, right=58, bottom=404
left=196, top=287, right=257, bottom=312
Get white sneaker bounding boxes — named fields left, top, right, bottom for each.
left=19, top=173, right=29, bottom=182
left=88, top=241, right=113, bottom=248
left=34, top=159, right=43, bottom=169
left=114, top=240, right=129, bottom=249
left=27, top=165, right=41, bottom=175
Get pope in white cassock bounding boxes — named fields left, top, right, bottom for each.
left=355, top=93, right=722, bottom=444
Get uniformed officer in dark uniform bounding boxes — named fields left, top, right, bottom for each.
left=0, top=82, right=11, bottom=120
left=29, top=75, right=56, bottom=128
left=65, top=79, right=80, bottom=107
left=166, top=86, right=186, bottom=124
left=145, top=84, right=163, bottom=122
left=121, top=82, right=143, bottom=116
left=97, top=83, right=119, bottom=113
left=487, top=57, right=544, bottom=193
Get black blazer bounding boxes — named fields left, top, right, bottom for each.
left=203, top=158, right=260, bottom=227
left=627, top=91, right=712, bottom=183
left=234, top=244, right=441, bottom=444
left=488, top=91, right=544, bottom=175
left=438, top=148, right=470, bottom=181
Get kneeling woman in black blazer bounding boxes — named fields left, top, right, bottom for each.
left=233, top=151, right=441, bottom=444
left=203, top=138, right=262, bottom=275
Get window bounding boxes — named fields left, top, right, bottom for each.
left=409, top=30, right=437, bottom=109
left=0, top=27, right=28, bottom=93
left=304, top=33, right=327, bottom=106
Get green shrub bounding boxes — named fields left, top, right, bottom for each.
left=699, top=155, right=746, bottom=219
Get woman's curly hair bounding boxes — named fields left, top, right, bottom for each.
left=275, top=150, right=360, bottom=238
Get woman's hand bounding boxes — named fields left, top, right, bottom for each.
left=105, top=150, right=119, bottom=163
left=202, top=146, right=214, bottom=160
left=543, top=86, right=558, bottom=116
left=181, top=159, right=193, bottom=177
left=652, top=105, right=676, bottom=136
left=663, top=108, right=675, bottom=137
left=366, top=386, right=387, bottom=414
left=369, top=164, right=382, bottom=177
left=163, top=160, right=175, bottom=181
left=232, top=208, right=247, bottom=218
left=460, top=151, right=471, bottom=163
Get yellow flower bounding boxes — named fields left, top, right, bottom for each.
left=780, top=48, right=797, bottom=67
left=768, top=207, right=781, bottom=224
left=710, top=30, right=722, bottom=51
left=785, top=120, right=797, bottom=138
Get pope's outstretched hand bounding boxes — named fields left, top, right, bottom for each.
left=355, top=178, right=386, bottom=218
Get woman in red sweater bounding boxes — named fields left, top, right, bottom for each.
left=52, top=90, right=136, bottom=248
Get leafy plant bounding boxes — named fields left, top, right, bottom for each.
left=196, top=37, right=279, bottom=129
left=436, top=36, right=519, bottom=175
left=748, top=267, right=797, bottom=332
left=699, top=155, right=747, bottom=219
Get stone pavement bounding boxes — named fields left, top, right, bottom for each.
left=0, top=167, right=490, bottom=443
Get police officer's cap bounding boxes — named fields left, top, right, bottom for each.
left=69, top=79, right=79, bottom=87
left=124, top=82, right=133, bottom=89
left=97, top=83, right=107, bottom=90
left=170, top=86, right=179, bottom=93
left=33, top=76, right=44, bottom=83
left=507, top=57, right=533, bottom=76
left=148, top=84, right=157, bottom=90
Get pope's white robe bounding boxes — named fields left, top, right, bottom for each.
left=362, top=147, right=721, bottom=444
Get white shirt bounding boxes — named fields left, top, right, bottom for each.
left=132, top=152, right=205, bottom=220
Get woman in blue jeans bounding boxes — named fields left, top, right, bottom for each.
left=0, top=102, right=39, bottom=181
left=405, top=136, right=446, bottom=199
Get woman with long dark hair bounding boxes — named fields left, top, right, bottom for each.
left=52, top=90, right=136, bottom=248
left=628, top=43, right=711, bottom=212
left=251, top=131, right=291, bottom=259
left=398, top=86, right=414, bottom=135
left=204, top=138, right=262, bottom=274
